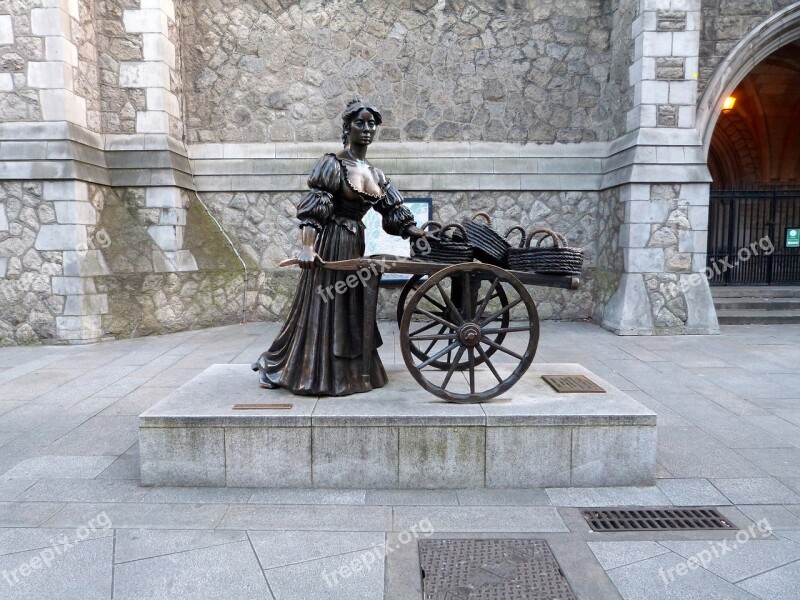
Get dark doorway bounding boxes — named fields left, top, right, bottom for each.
left=707, top=40, right=800, bottom=285
left=708, top=188, right=800, bottom=285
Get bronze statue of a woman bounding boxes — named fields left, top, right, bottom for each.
left=252, top=99, right=427, bottom=395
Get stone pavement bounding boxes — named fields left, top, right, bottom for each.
left=0, top=320, right=799, bottom=599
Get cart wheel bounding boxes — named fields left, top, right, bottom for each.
left=400, top=263, right=539, bottom=403
left=397, top=273, right=511, bottom=371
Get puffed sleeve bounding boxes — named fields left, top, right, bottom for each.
left=296, top=154, right=340, bottom=231
left=374, top=177, right=416, bottom=238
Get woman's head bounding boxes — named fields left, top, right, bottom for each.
left=341, top=98, right=382, bottom=147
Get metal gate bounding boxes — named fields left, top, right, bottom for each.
left=707, top=188, right=800, bottom=285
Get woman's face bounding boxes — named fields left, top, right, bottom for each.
left=348, top=108, right=377, bottom=147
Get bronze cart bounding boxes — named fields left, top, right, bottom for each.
left=281, top=256, right=580, bottom=403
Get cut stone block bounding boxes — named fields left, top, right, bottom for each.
left=225, top=427, right=311, bottom=487
left=140, top=427, right=225, bottom=486
left=139, top=364, right=657, bottom=488
left=0, top=15, right=13, bottom=45
left=602, top=273, right=656, bottom=335
left=35, top=224, right=88, bottom=251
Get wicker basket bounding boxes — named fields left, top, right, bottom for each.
left=411, top=221, right=474, bottom=264
left=506, top=228, right=584, bottom=275
left=503, top=226, right=527, bottom=257
left=454, top=212, right=509, bottom=266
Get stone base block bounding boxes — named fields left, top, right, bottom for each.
left=139, top=363, right=657, bottom=488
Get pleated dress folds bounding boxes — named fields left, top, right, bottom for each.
left=253, top=153, right=416, bottom=396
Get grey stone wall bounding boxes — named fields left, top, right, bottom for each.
left=96, top=184, right=253, bottom=338
left=603, top=0, right=637, bottom=139
left=180, top=0, right=612, bottom=145
left=74, top=0, right=101, bottom=132
left=0, top=0, right=44, bottom=121
left=591, top=185, right=624, bottom=323
left=97, top=0, right=145, bottom=134
left=0, top=181, right=61, bottom=345
left=200, top=188, right=601, bottom=321
left=698, top=0, right=796, bottom=94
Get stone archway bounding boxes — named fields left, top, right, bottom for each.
left=699, top=5, right=800, bottom=288
left=698, top=3, right=800, bottom=158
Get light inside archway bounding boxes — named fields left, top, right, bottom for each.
left=721, top=96, right=736, bottom=113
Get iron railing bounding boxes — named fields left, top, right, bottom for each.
left=707, top=188, right=800, bottom=285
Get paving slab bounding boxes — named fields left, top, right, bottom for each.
left=735, top=448, right=800, bottom=478
left=218, top=505, right=392, bottom=531
left=114, top=528, right=249, bottom=564
left=247, top=489, right=366, bottom=505
left=658, top=427, right=765, bottom=478
left=738, top=505, right=800, bottom=530
left=264, top=546, right=384, bottom=600
left=44, top=416, right=139, bottom=456
left=391, top=505, right=568, bottom=532
left=0, top=536, right=113, bottom=600
left=711, top=478, right=800, bottom=505
left=0, top=502, right=65, bottom=527
left=2, top=455, right=117, bottom=480
left=248, top=530, right=385, bottom=569
left=455, top=488, right=551, bottom=506
left=113, top=540, right=272, bottom=600
left=656, top=479, right=731, bottom=506
left=545, top=486, right=671, bottom=507
left=661, top=539, right=800, bottom=583
left=43, top=502, right=228, bottom=530
left=366, top=489, right=459, bottom=505
left=588, top=541, right=671, bottom=570
left=0, top=526, right=113, bottom=556
left=0, top=478, right=35, bottom=501
left=606, top=551, right=758, bottom=600
left=737, top=559, right=800, bottom=600
left=17, top=479, right=148, bottom=503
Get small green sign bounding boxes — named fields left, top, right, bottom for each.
left=788, top=228, right=800, bottom=248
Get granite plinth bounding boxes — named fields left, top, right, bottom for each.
left=139, top=363, right=657, bottom=488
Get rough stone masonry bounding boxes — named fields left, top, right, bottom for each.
left=1, top=0, right=797, bottom=344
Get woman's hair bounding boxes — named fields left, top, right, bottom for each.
left=341, top=98, right=382, bottom=147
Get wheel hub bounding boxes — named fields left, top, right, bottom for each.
left=458, top=322, right=482, bottom=347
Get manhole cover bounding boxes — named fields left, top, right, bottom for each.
left=418, top=539, right=575, bottom=600
left=542, top=375, right=605, bottom=393
left=582, top=507, right=736, bottom=531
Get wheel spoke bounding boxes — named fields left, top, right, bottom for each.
left=417, top=341, right=461, bottom=369
left=422, top=325, right=448, bottom=355
left=481, top=325, right=532, bottom=334
left=420, top=292, right=446, bottom=312
left=415, top=308, right=459, bottom=331
left=436, top=282, right=464, bottom=325
left=409, top=320, right=439, bottom=337
left=474, top=277, right=500, bottom=321
left=476, top=344, right=503, bottom=384
left=480, top=335, right=524, bottom=361
left=442, top=345, right=466, bottom=390
left=480, top=296, right=522, bottom=326
left=409, top=332, right=458, bottom=342
left=467, top=346, right=475, bottom=394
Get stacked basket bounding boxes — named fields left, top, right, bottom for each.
left=411, top=221, right=474, bottom=264
left=505, top=229, right=583, bottom=276
left=410, top=213, right=583, bottom=276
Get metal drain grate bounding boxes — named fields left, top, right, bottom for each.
left=418, top=539, right=575, bottom=600
left=542, top=374, right=605, bottom=393
left=582, top=507, right=736, bottom=531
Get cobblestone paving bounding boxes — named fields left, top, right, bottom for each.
left=0, top=321, right=799, bottom=599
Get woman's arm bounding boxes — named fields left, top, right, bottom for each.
left=297, top=225, right=320, bottom=269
